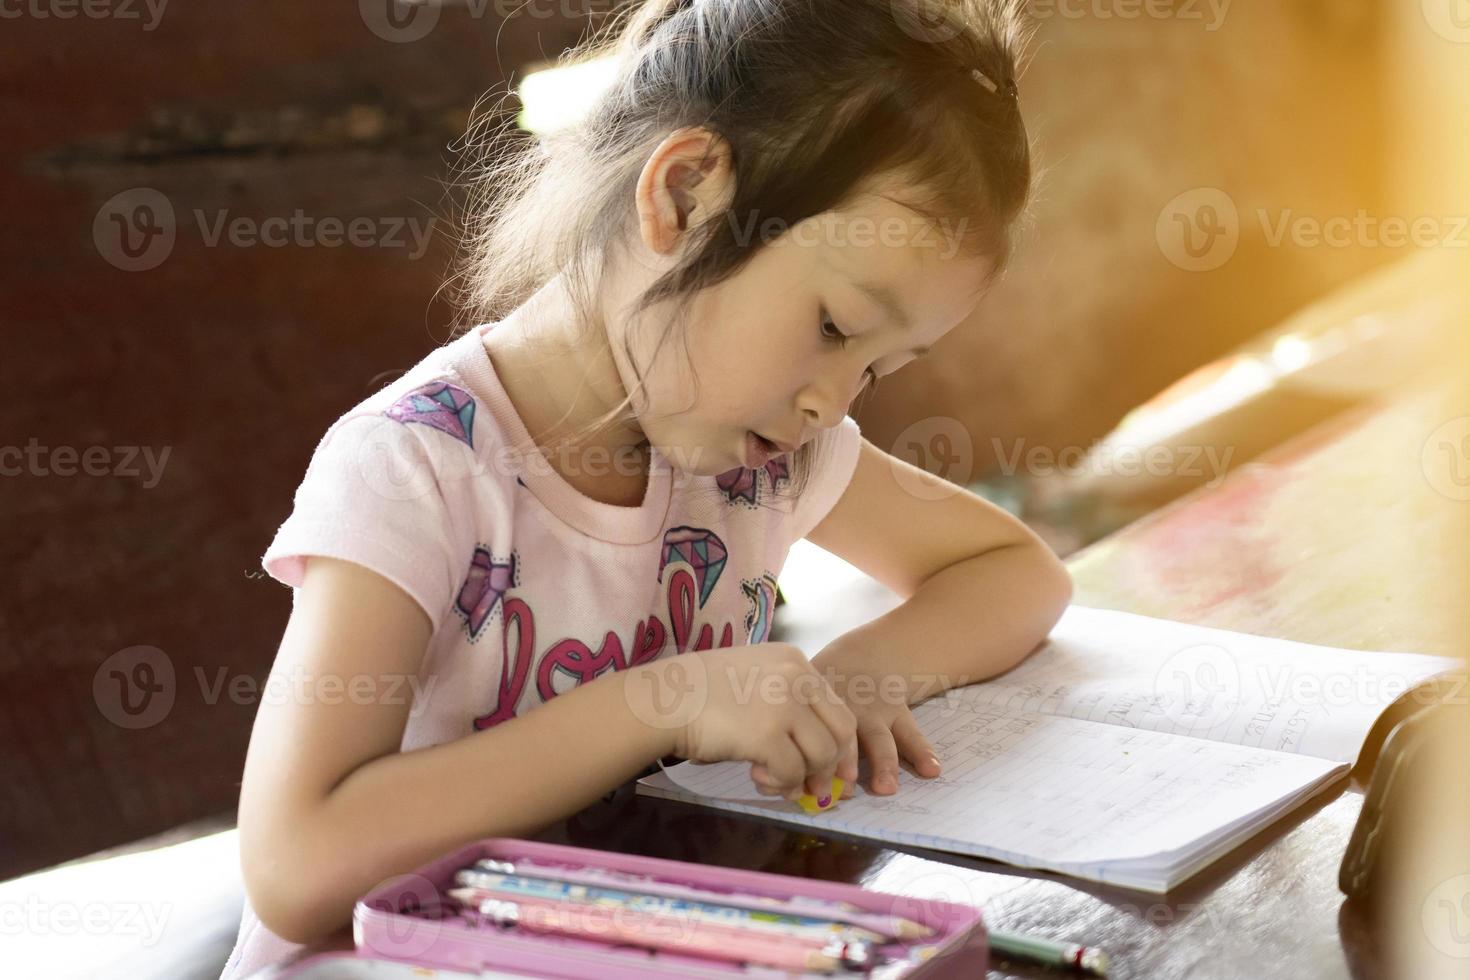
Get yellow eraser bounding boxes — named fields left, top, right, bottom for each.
left=796, top=778, right=844, bottom=814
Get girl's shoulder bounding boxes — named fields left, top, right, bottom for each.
left=306, top=330, right=519, bottom=498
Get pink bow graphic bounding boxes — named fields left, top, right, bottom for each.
left=715, top=455, right=790, bottom=505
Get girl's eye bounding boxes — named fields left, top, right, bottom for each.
left=820, top=314, right=879, bottom=387
left=818, top=316, right=849, bottom=344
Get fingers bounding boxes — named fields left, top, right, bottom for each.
left=757, top=735, right=808, bottom=801
left=836, top=735, right=859, bottom=797
left=857, top=718, right=902, bottom=795
left=749, top=762, right=785, bottom=797
left=891, top=710, right=942, bottom=778
left=787, top=712, right=840, bottom=802
left=802, top=680, right=858, bottom=798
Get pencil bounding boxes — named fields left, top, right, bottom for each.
left=462, top=893, right=847, bottom=974
left=989, top=929, right=1109, bottom=977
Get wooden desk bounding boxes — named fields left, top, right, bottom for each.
left=254, top=384, right=1467, bottom=979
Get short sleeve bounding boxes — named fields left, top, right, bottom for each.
left=261, top=412, right=465, bottom=624
left=787, top=414, right=862, bottom=542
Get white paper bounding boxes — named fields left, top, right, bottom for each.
left=635, top=606, right=1461, bottom=891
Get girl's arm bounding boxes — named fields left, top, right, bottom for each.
left=237, top=555, right=676, bottom=944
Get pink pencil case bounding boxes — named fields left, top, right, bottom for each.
left=265, top=837, right=989, bottom=978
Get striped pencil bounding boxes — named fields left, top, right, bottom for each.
left=454, top=868, right=886, bottom=945
left=457, top=891, right=866, bottom=974
left=472, top=856, right=935, bottom=940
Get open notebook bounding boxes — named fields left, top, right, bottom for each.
left=636, top=605, right=1463, bottom=893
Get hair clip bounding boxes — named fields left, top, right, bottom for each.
left=967, top=66, right=1019, bottom=101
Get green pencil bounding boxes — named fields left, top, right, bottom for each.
left=989, top=929, right=1109, bottom=977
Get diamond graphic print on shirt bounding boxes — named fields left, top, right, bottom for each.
left=715, top=456, right=790, bottom=506
left=385, top=380, right=476, bottom=447
left=741, top=572, right=780, bottom=644
left=456, top=547, right=517, bottom=641
left=658, top=526, right=727, bottom=607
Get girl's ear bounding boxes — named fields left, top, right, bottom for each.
left=636, top=126, right=735, bottom=253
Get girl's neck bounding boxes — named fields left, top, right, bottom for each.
left=481, top=275, right=653, bottom=507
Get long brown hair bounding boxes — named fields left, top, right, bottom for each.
left=446, top=0, right=1036, bottom=504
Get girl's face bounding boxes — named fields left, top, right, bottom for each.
left=611, top=169, right=994, bottom=478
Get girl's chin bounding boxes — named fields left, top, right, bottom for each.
left=654, top=434, right=745, bottom=477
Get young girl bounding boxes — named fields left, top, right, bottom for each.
left=222, top=0, right=1070, bottom=975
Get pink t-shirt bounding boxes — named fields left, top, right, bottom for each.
left=219, top=320, right=861, bottom=979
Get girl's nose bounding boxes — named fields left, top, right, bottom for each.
left=799, top=371, right=866, bottom=430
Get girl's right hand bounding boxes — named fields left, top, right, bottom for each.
left=626, top=643, right=859, bottom=803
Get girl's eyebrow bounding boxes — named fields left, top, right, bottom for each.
left=852, top=276, right=930, bottom=358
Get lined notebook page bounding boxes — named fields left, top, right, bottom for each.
left=958, top=606, right=1462, bottom=765
left=639, top=698, right=1340, bottom=891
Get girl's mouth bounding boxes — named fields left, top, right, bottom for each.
left=745, top=431, right=777, bottom=468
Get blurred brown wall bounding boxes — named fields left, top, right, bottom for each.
left=860, top=0, right=1394, bottom=481
left=0, top=4, right=589, bottom=879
